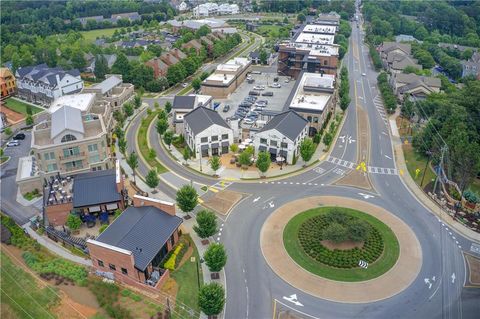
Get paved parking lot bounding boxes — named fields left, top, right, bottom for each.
left=216, top=72, right=296, bottom=124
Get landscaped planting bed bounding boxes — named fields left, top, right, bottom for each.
left=297, top=212, right=384, bottom=268
left=283, top=207, right=400, bottom=282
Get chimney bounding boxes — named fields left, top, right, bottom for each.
left=133, top=195, right=176, bottom=216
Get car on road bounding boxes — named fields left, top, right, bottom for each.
left=181, top=83, right=188, bottom=88
left=223, top=104, right=230, bottom=112
left=362, top=73, right=366, bottom=76
left=6, top=140, right=20, bottom=147
left=13, top=133, right=26, bottom=140
left=262, top=91, right=274, bottom=96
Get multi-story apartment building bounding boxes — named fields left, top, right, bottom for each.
left=0, top=67, right=16, bottom=98
left=15, top=64, right=83, bottom=106
left=82, top=75, right=134, bottom=111
left=201, top=57, right=251, bottom=98
left=278, top=22, right=339, bottom=79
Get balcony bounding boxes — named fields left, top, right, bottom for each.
left=59, top=152, right=86, bottom=162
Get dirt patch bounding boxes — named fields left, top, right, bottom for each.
left=321, top=240, right=364, bottom=250
left=160, top=277, right=179, bottom=301
left=202, top=189, right=245, bottom=215
left=0, top=102, right=25, bottom=124
left=465, top=253, right=480, bottom=286
left=52, top=292, right=98, bottom=319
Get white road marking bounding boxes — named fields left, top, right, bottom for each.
left=424, top=278, right=432, bottom=289
left=384, top=154, right=392, bottom=159
left=253, top=197, right=261, bottom=203
left=451, top=273, right=456, bottom=284
left=282, top=294, right=304, bottom=307
left=358, top=193, right=374, bottom=199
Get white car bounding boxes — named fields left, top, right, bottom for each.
left=270, top=83, right=281, bottom=88
left=181, top=83, right=188, bottom=88
left=284, top=79, right=290, bottom=83
left=362, top=73, right=366, bottom=76
left=6, top=140, right=19, bottom=147
left=253, top=85, right=265, bottom=91
left=243, top=118, right=256, bottom=125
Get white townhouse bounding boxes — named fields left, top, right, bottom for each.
left=15, top=64, right=84, bottom=106
left=253, top=110, right=309, bottom=164
left=184, top=106, right=233, bottom=158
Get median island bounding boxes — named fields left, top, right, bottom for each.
left=283, top=207, right=399, bottom=282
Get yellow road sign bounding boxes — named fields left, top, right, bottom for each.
left=399, top=169, right=404, bottom=176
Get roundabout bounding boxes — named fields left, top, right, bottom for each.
left=261, top=196, right=422, bottom=303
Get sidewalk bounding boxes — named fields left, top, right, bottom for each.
left=23, top=223, right=92, bottom=266
left=390, top=117, right=480, bottom=242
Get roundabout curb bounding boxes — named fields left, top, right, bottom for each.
left=260, top=196, right=423, bottom=303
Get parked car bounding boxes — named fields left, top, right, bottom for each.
left=270, top=83, right=281, bottom=88
left=253, top=85, right=265, bottom=91
left=247, top=78, right=255, bottom=84
left=249, top=91, right=260, bottom=96
left=253, top=107, right=264, bottom=112
left=181, top=83, right=188, bottom=88
left=223, top=104, right=230, bottom=112
left=284, top=79, right=290, bottom=83
left=243, top=118, right=256, bottom=125
left=251, top=71, right=262, bottom=74
left=262, top=91, right=274, bottom=96
left=239, top=102, right=252, bottom=107
left=6, top=140, right=19, bottom=147
left=13, top=133, right=26, bottom=140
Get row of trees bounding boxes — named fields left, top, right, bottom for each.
left=339, top=66, right=351, bottom=111
left=377, top=72, right=397, bottom=114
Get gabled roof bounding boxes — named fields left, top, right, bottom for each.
left=380, top=42, right=411, bottom=55
left=50, top=105, right=84, bottom=139
left=16, top=64, right=80, bottom=86
left=258, top=110, right=308, bottom=141
left=184, top=106, right=231, bottom=135
left=172, top=95, right=196, bottom=109
left=73, top=169, right=122, bottom=208
left=394, top=73, right=441, bottom=88
left=398, top=80, right=435, bottom=94
left=95, top=205, right=182, bottom=271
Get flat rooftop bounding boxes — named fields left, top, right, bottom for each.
left=281, top=42, right=339, bottom=56
left=289, top=73, right=335, bottom=113
left=302, top=24, right=336, bottom=34
left=49, top=93, right=96, bottom=114
left=204, top=73, right=235, bottom=85
left=295, top=32, right=335, bottom=45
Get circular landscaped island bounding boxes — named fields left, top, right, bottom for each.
left=283, top=207, right=400, bottom=282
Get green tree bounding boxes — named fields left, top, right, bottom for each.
left=192, top=78, right=201, bottom=91
left=238, top=151, right=251, bottom=168
left=198, top=283, right=225, bottom=316
left=209, top=156, right=221, bottom=176
left=145, top=169, right=159, bottom=189
left=148, top=148, right=156, bottom=161
left=123, top=102, right=134, bottom=117
left=176, top=184, right=198, bottom=213
left=348, top=220, right=370, bottom=242
left=323, top=132, right=333, bottom=146
left=26, top=104, right=33, bottom=116
left=193, top=210, right=217, bottom=238
left=157, top=109, right=167, bottom=120
left=126, top=152, right=138, bottom=183
left=340, top=94, right=351, bottom=111
left=259, top=48, right=268, bottom=65
left=118, top=138, right=127, bottom=155
left=183, top=148, right=190, bottom=164
left=163, top=130, right=173, bottom=149
left=94, top=55, right=109, bottom=79
left=256, top=151, right=271, bottom=177
left=297, top=13, right=306, bottom=23
left=156, top=118, right=168, bottom=135
left=230, top=143, right=238, bottom=153
left=4, top=127, right=12, bottom=136
left=66, top=214, right=82, bottom=230
left=299, top=138, right=316, bottom=166
left=164, top=101, right=172, bottom=114
left=322, top=222, right=348, bottom=243
left=71, top=50, right=86, bottom=70
left=111, top=53, right=131, bottom=78
left=25, top=114, right=34, bottom=126
left=133, top=94, right=142, bottom=109
left=203, top=243, right=227, bottom=272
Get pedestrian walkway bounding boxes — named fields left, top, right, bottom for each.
left=373, top=95, right=389, bottom=126
left=23, top=223, right=92, bottom=266
left=327, top=155, right=400, bottom=176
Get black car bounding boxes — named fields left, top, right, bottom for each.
left=13, top=133, right=26, bottom=140
left=262, top=92, right=274, bottom=96
left=248, top=90, right=260, bottom=96
left=222, top=104, right=230, bottom=112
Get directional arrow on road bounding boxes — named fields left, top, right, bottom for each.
left=339, top=135, right=346, bottom=143
left=358, top=193, right=374, bottom=199
left=253, top=197, right=261, bottom=203
left=282, top=294, right=304, bottom=307
left=451, top=273, right=456, bottom=284
left=424, top=278, right=432, bottom=289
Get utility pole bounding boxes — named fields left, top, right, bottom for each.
left=433, top=146, right=447, bottom=195
left=420, top=150, right=432, bottom=188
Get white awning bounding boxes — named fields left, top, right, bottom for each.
left=106, top=203, right=118, bottom=210
left=88, top=205, right=101, bottom=213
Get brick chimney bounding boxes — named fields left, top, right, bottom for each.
left=132, top=195, right=176, bottom=216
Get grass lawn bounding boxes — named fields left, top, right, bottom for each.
left=170, top=235, right=202, bottom=319
left=256, top=24, right=291, bottom=39
left=137, top=111, right=168, bottom=174
left=80, top=27, right=121, bottom=42
left=283, top=207, right=400, bottom=282
left=403, top=144, right=436, bottom=188
left=177, top=85, right=193, bottom=96
left=1, top=156, right=10, bottom=164
left=23, top=189, right=41, bottom=201
left=0, top=252, right=59, bottom=319
left=4, top=98, right=42, bottom=115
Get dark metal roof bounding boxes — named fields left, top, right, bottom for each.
left=96, top=206, right=182, bottom=271
left=184, top=106, right=231, bottom=135
left=172, top=95, right=196, bottom=109
left=258, top=110, right=308, bottom=141
left=72, top=169, right=122, bottom=208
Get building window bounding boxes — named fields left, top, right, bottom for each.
left=109, top=264, right=116, bottom=271
left=89, top=154, right=100, bottom=164
left=63, top=147, right=80, bottom=157
left=324, top=60, right=328, bottom=66
left=270, top=140, right=277, bottom=147
left=88, top=144, right=98, bottom=152
left=98, top=260, right=104, bottom=267
left=313, top=117, right=319, bottom=123
left=121, top=268, right=128, bottom=275
left=281, top=142, right=288, bottom=149
left=211, top=135, right=218, bottom=142
left=44, top=152, right=55, bottom=160
left=47, top=163, right=58, bottom=172
left=221, top=134, right=228, bottom=140
left=260, top=138, right=267, bottom=144
left=61, top=134, right=77, bottom=143
left=200, top=137, right=208, bottom=143
left=65, top=160, right=83, bottom=170
left=307, top=116, right=312, bottom=122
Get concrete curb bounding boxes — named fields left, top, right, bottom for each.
left=260, top=196, right=422, bottom=303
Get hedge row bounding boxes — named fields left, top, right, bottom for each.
left=297, top=214, right=384, bottom=268
left=377, top=72, right=398, bottom=114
